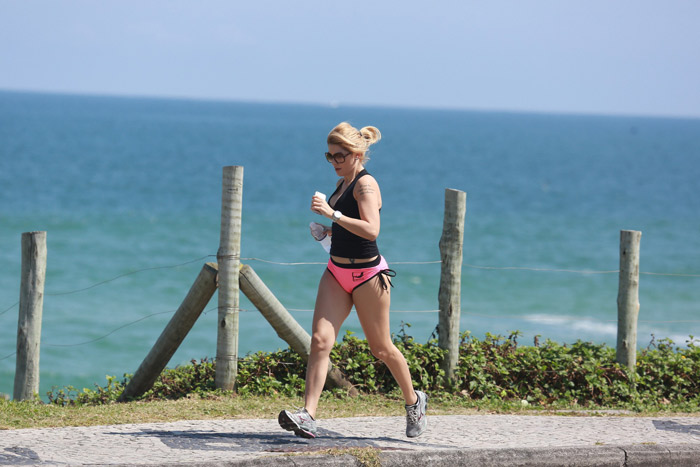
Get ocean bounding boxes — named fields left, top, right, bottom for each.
left=1, top=91, right=699, bottom=399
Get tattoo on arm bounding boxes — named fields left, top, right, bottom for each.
left=357, top=183, right=375, bottom=197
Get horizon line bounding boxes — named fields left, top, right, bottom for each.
left=2, top=87, right=699, bottom=121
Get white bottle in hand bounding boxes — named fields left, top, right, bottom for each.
left=311, top=192, right=331, bottom=253
left=310, top=222, right=331, bottom=253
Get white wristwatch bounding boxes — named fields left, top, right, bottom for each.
left=331, top=210, right=342, bottom=222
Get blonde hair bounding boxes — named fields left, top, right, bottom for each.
left=327, top=122, right=381, bottom=163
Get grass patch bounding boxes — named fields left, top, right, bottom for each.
left=286, top=447, right=381, bottom=467
left=4, top=393, right=699, bottom=431
left=3, top=329, right=700, bottom=430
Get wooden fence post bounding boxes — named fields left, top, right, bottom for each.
left=14, top=231, right=47, bottom=401
left=216, top=166, right=243, bottom=391
left=438, top=189, right=467, bottom=381
left=616, top=230, right=642, bottom=371
left=118, top=262, right=218, bottom=401
left=239, top=263, right=358, bottom=395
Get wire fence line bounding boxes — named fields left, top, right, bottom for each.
left=1, top=253, right=698, bottom=318
left=1, top=253, right=698, bottom=361
left=0, top=307, right=198, bottom=363
left=234, top=256, right=700, bottom=276
left=242, top=257, right=443, bottom=266
left=47, top=256, right=215, bottom=297
left=0, top=255, right=214, bottom=318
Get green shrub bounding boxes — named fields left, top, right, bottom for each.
left=45, top=329, right=700, bottom=412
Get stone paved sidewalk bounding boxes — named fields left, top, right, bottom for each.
left=2, top=414, right=700, bottom=466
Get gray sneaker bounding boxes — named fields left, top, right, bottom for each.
left=278, top=408, right=317, bottom=439
left=405, top=390, right=428, bottom=437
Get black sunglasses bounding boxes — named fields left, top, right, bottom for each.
left=325, top=151, right=351, bottom=164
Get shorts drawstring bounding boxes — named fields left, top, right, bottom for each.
left=378, top=269, right=396, bottom=291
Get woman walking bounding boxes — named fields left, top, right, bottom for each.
left=278, top=122, right=428, bottom=438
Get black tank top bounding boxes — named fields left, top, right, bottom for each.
left=329, top=169, right=380, bottom=259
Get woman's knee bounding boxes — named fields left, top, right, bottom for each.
left=369, top=343, right=398, bottom=363
left=310, top=331, right=335, bottom=355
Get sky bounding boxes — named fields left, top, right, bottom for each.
left=1, top=0, right=699, bottom=118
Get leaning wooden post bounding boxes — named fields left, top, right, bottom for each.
left=239, top=263, right=358, bottom=395
left=239, top=264, right=310, bottom=356
left=118, top=262, right=218, bottom=401
left=438, top=189, right=466, bottom=381
left=616, top=230, right=642, bottom=371
left=14, top=231, right=47, bottom=401
left=216, top=166, right=243, bottom=391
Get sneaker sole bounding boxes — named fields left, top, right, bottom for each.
left=278, top=410, right=316, bottom=439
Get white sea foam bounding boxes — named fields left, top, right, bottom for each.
left=522, top=314, right=696, bottom=347
left=523, top=314, right=618, bottom=336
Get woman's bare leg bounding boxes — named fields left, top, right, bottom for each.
left=353, top=277, right=418, bottom=405
left=304, top=270, right=353, bottom=418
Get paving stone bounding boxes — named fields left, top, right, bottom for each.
left=1, top=414, right=700, bottom=466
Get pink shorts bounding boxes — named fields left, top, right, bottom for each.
left=327, top=256, right=395, bottom=294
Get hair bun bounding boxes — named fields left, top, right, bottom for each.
left=359, top=126, right=381, bottom=146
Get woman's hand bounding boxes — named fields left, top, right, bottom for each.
left=309, top=221, right=331, bottom=240
left=311, top=194, right=333, bottom=219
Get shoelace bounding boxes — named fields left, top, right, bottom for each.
left=406, top=404, right=421, bottom=424
left=294, top=408, right=313, bottom=425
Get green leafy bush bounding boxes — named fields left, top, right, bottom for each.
left=45, top=329, right=700, bottom=412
